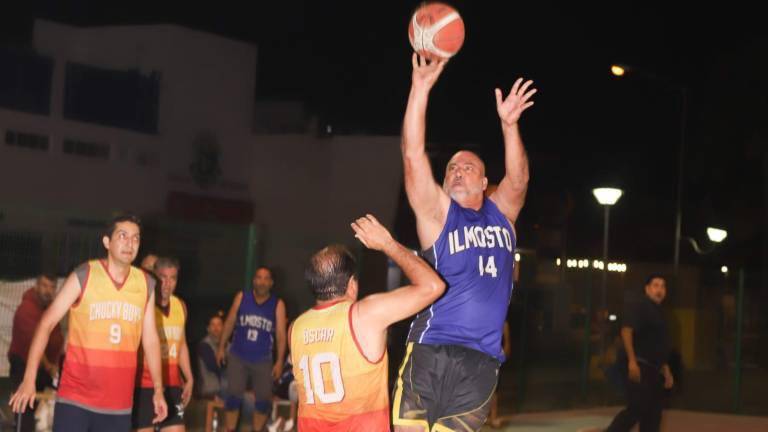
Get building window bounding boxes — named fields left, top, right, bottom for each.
left=4, top=130, right=50, bottom=151
left=62, top=139, right=110, bottom=160
left=64, top=62, right=160, bottom=134
left=0, top=48, right=53, bottom=115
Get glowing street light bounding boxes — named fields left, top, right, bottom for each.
left=684, top=227, right=728, bottom=254
left=593, top=188, right=624, bottom=206
left=707, top=227, right=728, bottom=243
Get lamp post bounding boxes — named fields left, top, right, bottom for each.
left=592, top=187, right=623, bottom=320
left=611, top=64, right=688, bottom=274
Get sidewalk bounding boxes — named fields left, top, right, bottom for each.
left=482, top=407, right=768, bottom=432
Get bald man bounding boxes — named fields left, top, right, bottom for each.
left=392, top=54, right=536, bottom=432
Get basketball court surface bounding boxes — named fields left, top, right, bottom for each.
left=480, top=407, right=768, bottom=432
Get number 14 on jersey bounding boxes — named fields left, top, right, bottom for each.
left=478, top=255, right=498, bottom=277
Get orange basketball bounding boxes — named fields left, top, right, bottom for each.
left=408, top=2, right=465, bottom=60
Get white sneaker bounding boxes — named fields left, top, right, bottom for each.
left=267, top=419, right=283, bottom=432
left=282, top=418, right=294, bottom=431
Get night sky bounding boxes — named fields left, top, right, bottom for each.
left=2, top=1, right=766, bottom=266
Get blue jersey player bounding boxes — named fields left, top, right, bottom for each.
left=217, top=267, right=287, bottom=432
left=392, top=54, right=536, bottom=432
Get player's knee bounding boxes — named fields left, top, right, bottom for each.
left=254, top=400, right=271, bottom=414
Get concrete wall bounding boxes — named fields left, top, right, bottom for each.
left=249, top=133, right=403, bottom=317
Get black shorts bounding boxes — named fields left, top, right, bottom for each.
left=131, top=387, right=184, bottom=429
left=53, top=402, right=131, bottom=432
left=392, top=342, right=499, bottom=431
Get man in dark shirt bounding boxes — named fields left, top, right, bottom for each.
left=197, top=313, right=225, bottom=399
left=606, top=274, right=674, bottom=432
left=7, top=273, right=64, bottom=432
left=197, top=313, right=256, bottom=430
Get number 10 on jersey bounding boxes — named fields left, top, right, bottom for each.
left=479, top=255, right=498, bottom=277
left=298, top=352, right=345, bottom=404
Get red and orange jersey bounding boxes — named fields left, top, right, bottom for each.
left=137, top=295, right=187, bottom=388
left=57, top=260, right=151, bottom=414
left=290, top=300, right=389, bottom=432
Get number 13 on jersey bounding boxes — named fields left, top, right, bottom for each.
left=298, top=352, right=345, bottom=404
left=479, top=255, right=498, bottom=277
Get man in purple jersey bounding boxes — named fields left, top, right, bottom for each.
left=392, top=54, right=535, bottom=432
left=216, top=267, right=287, bottom=432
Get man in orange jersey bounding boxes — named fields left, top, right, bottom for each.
left=290, top=214, right=445, bottom=432
left=10, top=214, right=168, bottom=432
left=132, top=257, right=194, bottom=432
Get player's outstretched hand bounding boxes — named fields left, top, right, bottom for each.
left=351, top=214, right=395, bottom=252
left=495, top=77, right=536, bottom=128
left=411, top=53, right=447, bottom=94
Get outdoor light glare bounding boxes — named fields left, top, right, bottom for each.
left=610, top=65, right=625, bottom=77
left=707, top=227, right=728, bottom=243
left=603, top=262, right=628, bottom=273
left=592, top=188, right=623, bottom=206
left=562, top=258, right=626, bottom=272
left=609, top=314, right=617, bottom=322
left=515, top=253, right=521, bottom=262
left=721, top=266, right=728, bottom=274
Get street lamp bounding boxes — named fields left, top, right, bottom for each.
left=593, top=187, right=623, bottom=206
left=683, top=227, right=728, bottom=254
left=609, top=64, right=688, bottom=274
left=592, top=187, right=623, bottom=317
left=707, top=227, right=728, bottom=243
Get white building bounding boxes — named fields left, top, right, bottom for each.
left=0, top=20, right=402, bottom=314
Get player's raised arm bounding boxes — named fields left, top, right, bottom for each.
left=352, top=215, right=445, bottom=332
left=403, top=54, right=452, bottom=248
left=489, top=78, right=535, bottom=224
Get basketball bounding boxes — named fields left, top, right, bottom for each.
left=408, top=2, right=465, bottom=60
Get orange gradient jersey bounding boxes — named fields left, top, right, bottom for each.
left=138, top=295, right=187, bottom=388
left=57, top=260, right=151, bottom=413
left=290, top=300, right=389, bottom=432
